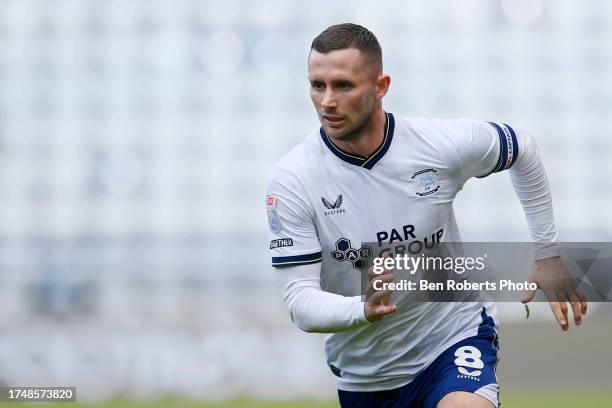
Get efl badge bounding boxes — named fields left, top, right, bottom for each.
left=412, top=168, right=440, bottom=196
left=266, top=194, right=281, bottom=233
left=266, top=194, right=277, bottom=208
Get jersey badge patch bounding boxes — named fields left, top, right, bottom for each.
left=266, top=194, right=281, bottom=233
left=411, top=168, right=440, bottom=196
left=267, top=210, right=281, bottom=233
left=270, top=238, right=293, bottom=249
left=266, top=194, right=277, bottom=209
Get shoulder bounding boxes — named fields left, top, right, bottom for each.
left=267, top=128, right=322, bottom=191
left=393, top=114, right=478, bottom=140
left=397, top=114, right=476, bottom=133
left=392, top=114, right=481, bottom=153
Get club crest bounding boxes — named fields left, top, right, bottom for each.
left=411, top=169, right=440, bottom=196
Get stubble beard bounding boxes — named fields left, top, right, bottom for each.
left=323, top=106, right=375, bottom=143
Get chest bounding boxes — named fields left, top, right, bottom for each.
left=307, top=163, right=458, bottom=255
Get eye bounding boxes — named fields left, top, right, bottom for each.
left=336, top=82, right=352, bottom=90
left=311, top=81, right=325, bottom=90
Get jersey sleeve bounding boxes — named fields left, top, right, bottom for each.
left=266, top=168, right=322, bottom=267
left=455, top=120, right=520, bottom=185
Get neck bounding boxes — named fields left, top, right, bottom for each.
left=331, top=108, right=387, bottom=158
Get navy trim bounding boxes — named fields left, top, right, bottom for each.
left=272, top=251, right=322, bottom=267
left=478, top=306, right=497, bottom=339
left=319, top=131, right=365, bottom=166
left=319, top=112, right=395, bottom=170
left=489, top=122, right=508, bottom=173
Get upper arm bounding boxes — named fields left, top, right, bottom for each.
left=455, top=120, right=520, bottom=185
left=266, top=168, right=322, bottom=268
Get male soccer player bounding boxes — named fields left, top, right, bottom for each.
left=266, top=24, right=587, bottom=408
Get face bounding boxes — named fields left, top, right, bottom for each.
left=308, top=48, right=386, bottom=141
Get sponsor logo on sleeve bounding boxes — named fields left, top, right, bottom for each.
left=266, top=194, right=277, bottom=209
left=270, top=238, right=294, bottom=249
left=266, top=194, right=281, bottom=233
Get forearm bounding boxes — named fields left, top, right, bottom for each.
left=509, top=130, right=560, bottom=260
left=277, top=263, right=369, bottom=333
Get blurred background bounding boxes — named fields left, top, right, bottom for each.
left=0, top=0, right=610, bottom=405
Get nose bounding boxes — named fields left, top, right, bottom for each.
left=321, top=89, right=337, bottom=109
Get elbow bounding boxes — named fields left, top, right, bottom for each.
left=290, top=311, right=320, bottom=333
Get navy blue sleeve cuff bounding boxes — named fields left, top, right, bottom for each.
left=272, top=251, right=322, bottom=267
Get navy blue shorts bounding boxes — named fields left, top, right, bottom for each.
left=338, top=312, right=500, bottom=408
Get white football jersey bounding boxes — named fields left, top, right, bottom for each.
left=266, top=113, right=519, bottom=391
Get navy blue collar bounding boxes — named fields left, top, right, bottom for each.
left=320, top=112, right=395, bottom=170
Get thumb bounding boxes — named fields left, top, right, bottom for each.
left=521, top=279, right=537, bottom=304
left=380, top=304, right=397, bottom=315
left=365, top=303, right=397, bottom=322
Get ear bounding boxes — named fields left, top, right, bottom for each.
left=375, top=73, right=391, bottom=100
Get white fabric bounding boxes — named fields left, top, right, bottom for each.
left=267, top=113, right=557, bottom=391
left=276, top=127, right=558, bottom=335
left=508, top=130, right=560, bottom=259
left=277, top=262, right=368, bottom=333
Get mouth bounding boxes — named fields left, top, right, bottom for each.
left=323, top=115, right=345, bottom=127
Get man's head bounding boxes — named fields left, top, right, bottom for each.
left=308, top=23, right=390, bottom=141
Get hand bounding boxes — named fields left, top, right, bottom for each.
left=521, top=256, right=588, bottom=331
left=364, top=259, right=397, bottom=322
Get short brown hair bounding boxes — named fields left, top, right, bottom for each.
left=311, top=23, right=382, bottom=71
